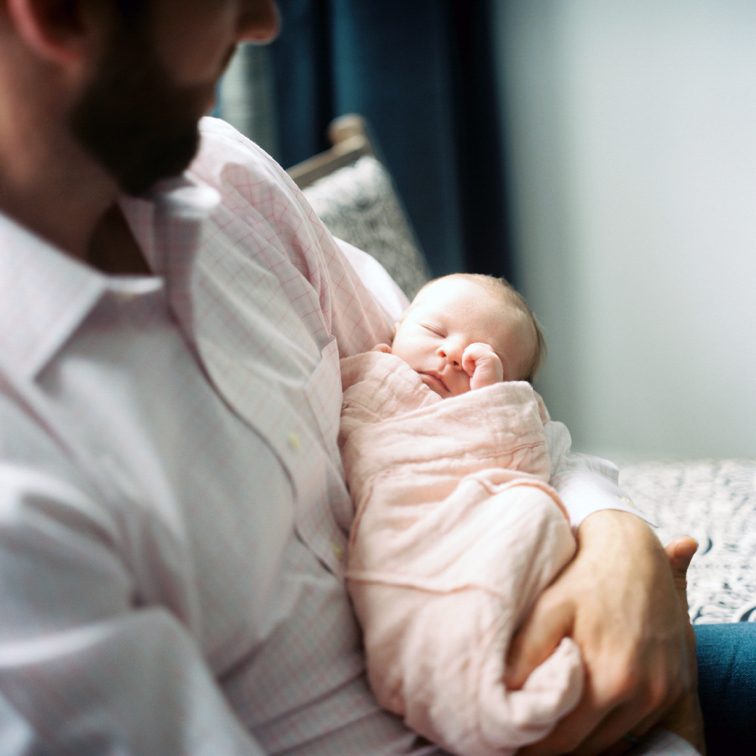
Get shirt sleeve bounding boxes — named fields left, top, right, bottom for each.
left=545, top=420, right=654, bottom=530
left=335, top=238, right=410, bottom=324
left=190, top=117, right=396, bottom=359
left=0, top=463, right=267, bottom=755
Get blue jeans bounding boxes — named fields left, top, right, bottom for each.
left=695, top=623, right=756, bottom=755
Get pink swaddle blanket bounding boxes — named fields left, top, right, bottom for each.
left=340, top=351, right=583, bottom=756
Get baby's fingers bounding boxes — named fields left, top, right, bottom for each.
left=463, top=343, right=504, bottom=388
left=461, top=343, right=488, bottom=376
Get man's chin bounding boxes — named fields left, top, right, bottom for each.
left=118, top=127, right=201, bottom=197
left=69, top=21, right=207, bottom=199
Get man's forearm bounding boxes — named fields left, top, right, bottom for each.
left=509, top=509, right=699, bottom=756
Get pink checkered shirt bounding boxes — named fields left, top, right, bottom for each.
left=0, top=118, right=695, bottom=754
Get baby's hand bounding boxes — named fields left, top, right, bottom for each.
left=462, top=343, right=504, bottom=390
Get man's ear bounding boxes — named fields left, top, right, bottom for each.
left=6, top=0, right=95, bottom=65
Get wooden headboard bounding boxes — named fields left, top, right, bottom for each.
left=287, top=114, right=375, bottom=189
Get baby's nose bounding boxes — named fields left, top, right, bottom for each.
left=437, top=342, right=463, bottom=368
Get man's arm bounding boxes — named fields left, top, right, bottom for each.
left=506, top=509, right=698, bottom=755
left=335, top=239, right=410, bottom=325
left=500, top=418, right=700, bottom=755
left=0, top=463, right=271, bottom=755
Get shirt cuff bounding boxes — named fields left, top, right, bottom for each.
left=556, top=467, right=656, bottom=531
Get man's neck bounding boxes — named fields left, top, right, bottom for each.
left=0, top=92, right=122, bottom=265
left=0, top=133, right=152, bottom=275
left=0, top=173, right=151, bottom=276
left=0, top=187, right=107, bottom=260
left=0, top=125, right=118, bottom=255
left=87, top=204, right=152, bottom=275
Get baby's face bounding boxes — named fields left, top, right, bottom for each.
left=391, top=277, right=535, bottom=397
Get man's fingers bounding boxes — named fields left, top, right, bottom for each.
left=505, top=597, right=573, bottom=690
left=515, top=691, right=608, bottom=756
left=517, top=683, right=657, bottom=756
left=665, top=535, right=698, bottom=616
left=569, top=700, right=658, bottom=756
left=665, top=535, right=697, bottom=568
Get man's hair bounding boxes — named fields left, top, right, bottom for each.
left=429, top=273, right=547, bottom=384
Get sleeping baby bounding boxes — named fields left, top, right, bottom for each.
left=339, top=273, right=582, bottom=756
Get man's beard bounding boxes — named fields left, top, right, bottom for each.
left=70, top=23, right=214, bottom=197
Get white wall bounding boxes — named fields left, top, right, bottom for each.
left=495, top=0, right=756, bottom=460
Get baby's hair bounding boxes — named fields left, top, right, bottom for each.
left=418, top=273, right=546, bottom=384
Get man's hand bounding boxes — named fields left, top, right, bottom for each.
left=653, top=536, right=706, bottom=755
left=505, top=511, right=698, bottom=755
left=462, top=342, right=503, bottom=390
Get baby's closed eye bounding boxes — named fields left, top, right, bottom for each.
left=421, top=323, right=445, bottom=337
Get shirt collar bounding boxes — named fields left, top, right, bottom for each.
left=0, top=213, right=111, bottom=381
left=120, top=173, right=221, bottom=276
left=0, top=174, right=219, bottom=382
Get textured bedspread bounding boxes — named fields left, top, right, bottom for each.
left=620, top=459, right=756, bottom=624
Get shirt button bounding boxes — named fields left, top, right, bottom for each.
left=619, top=495, right=636, bottom=508
left=287, top=431, right=301, bottom=452
left=331, top=542, right=345, bottom=561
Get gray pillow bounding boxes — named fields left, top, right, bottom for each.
left=303, top=155, right=431, bottom=300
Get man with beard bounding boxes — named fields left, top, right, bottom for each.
left=0, top=0, right=738, bottom=754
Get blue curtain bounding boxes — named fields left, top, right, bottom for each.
left=269, top=0, right=513, bottom=281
